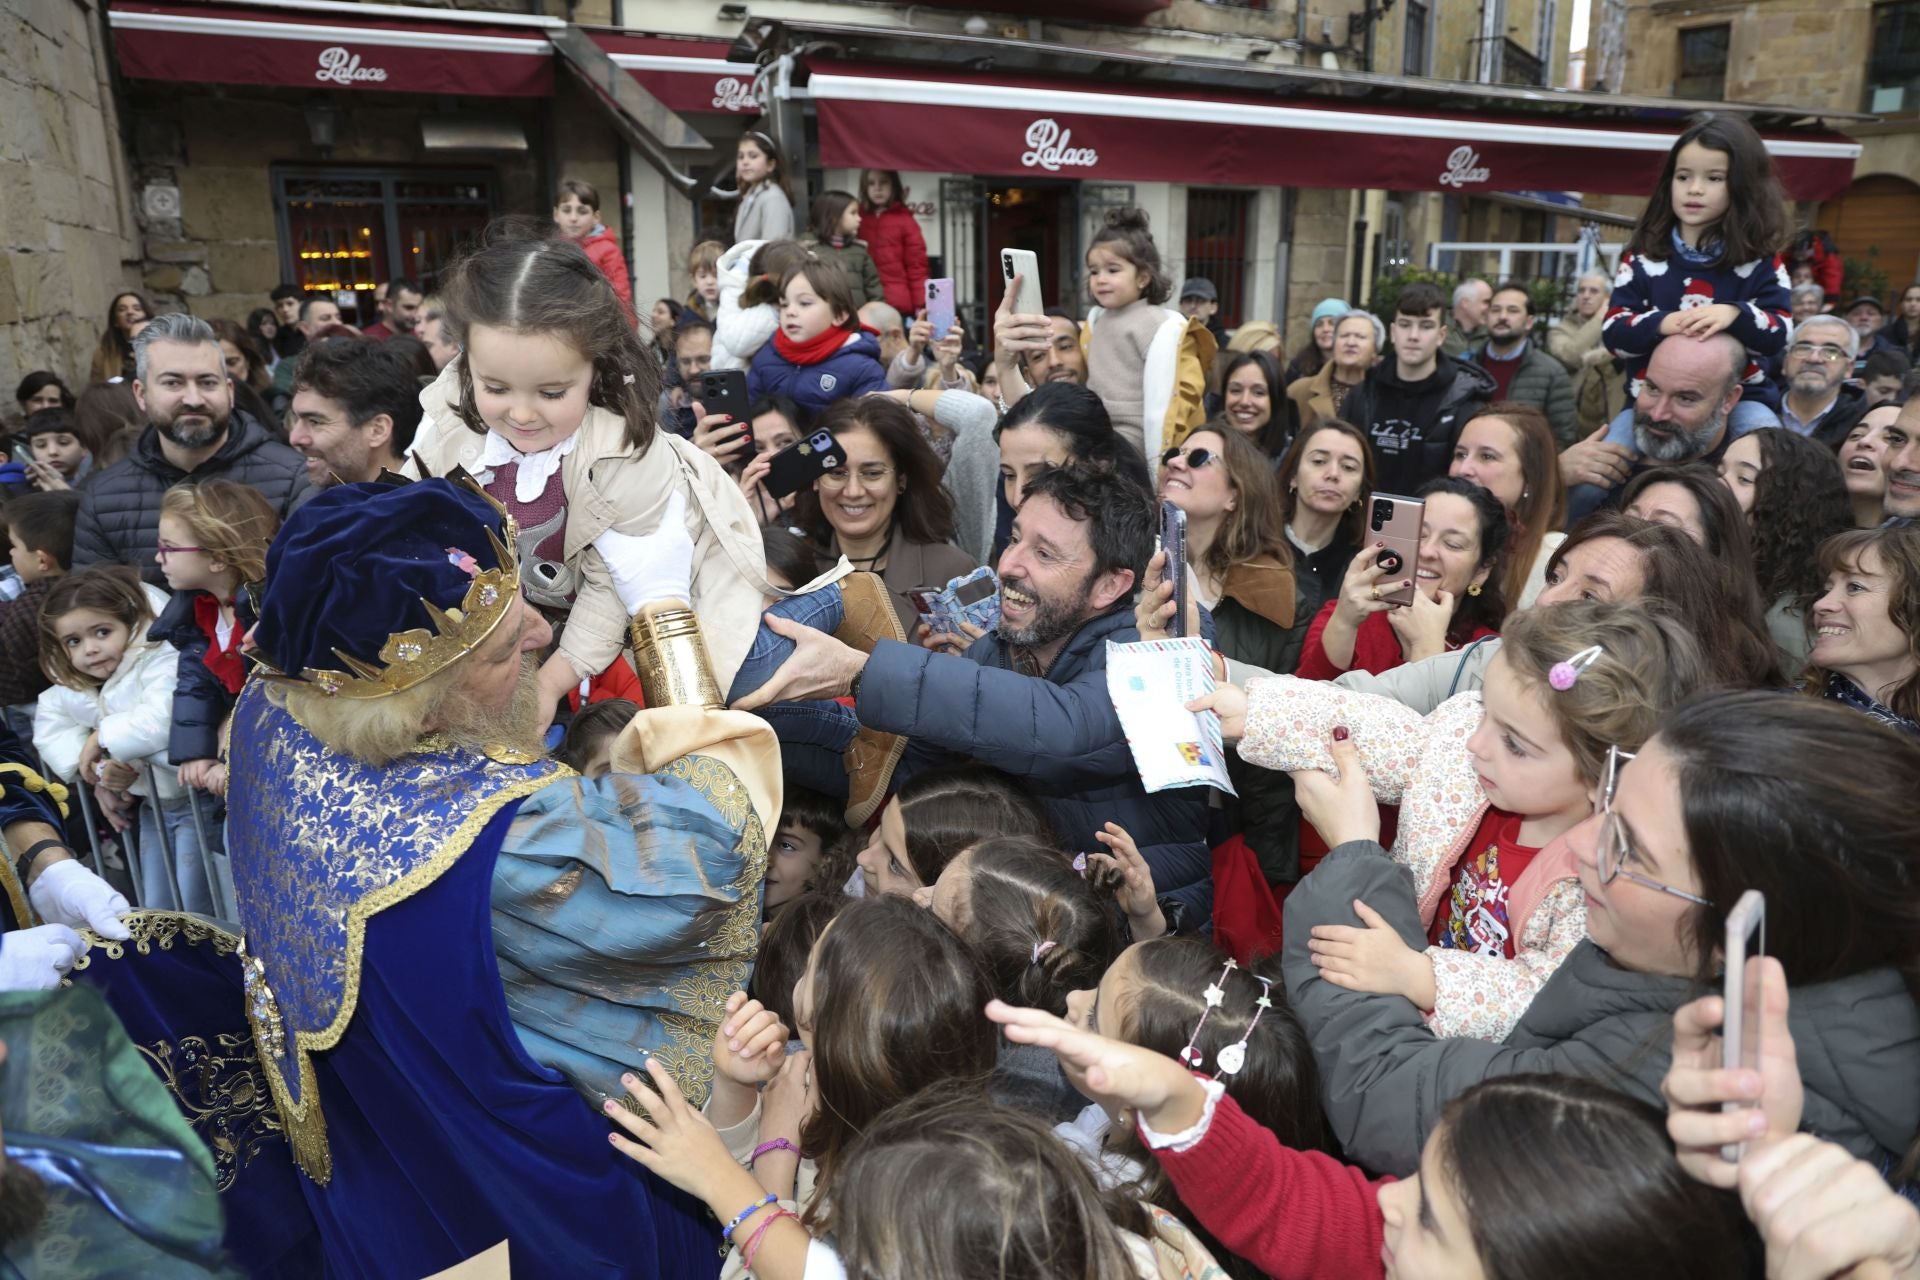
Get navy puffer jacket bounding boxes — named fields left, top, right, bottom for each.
left=73, top=413, right=314, bottom=585
left=147, top=587, right=257, bottom=766
left=856, top=605, right=1216, bottom=924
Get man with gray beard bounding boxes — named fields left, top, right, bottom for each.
left=1564, top=331, right=1751, bottom=523
left=71, top=313, right=313, bottom=583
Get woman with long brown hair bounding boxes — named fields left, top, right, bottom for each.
left=88, top=291, right=151, bottom=383
left=1802, top=521, right=1920, bottom=735
left=1448, top=403, right=1569, bottom=609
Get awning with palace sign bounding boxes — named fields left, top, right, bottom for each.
left=807, top=59, right=1861, bottom=201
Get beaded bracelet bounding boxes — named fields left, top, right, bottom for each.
left=740, top=1207, right=798, bottom=1270
left=748, top=1137, right=800, bottom=1167
left=722, top=1191, right=778, bottom=1244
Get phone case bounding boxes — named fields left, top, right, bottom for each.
left=763, top=430, right=843, bottom=501
left=1160, top=502, right=1189, bottom=638
left=1000, top=250, right=1042, bottom=315
left=697, top=369, right=752, bottom=424
left=1365, top=494, right=1424, bottom=608
left=925, top=278, right=956, bottom=339
left=921, top=566, right=1001, bottom=639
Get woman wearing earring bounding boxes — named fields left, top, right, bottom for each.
left=791, top=395, right=976, bottom=635
left=1449, top=404, right=1569, bottom=609
left=1274, top=420, right=1373, bottom=620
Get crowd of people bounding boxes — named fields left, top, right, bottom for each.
left=0, top=107, right=1918, bottom=1278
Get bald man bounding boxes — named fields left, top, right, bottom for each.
left=1564, top=331, right=1762, bottom=522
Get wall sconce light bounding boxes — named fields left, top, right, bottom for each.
left=305, top=96, right=342, bottom=155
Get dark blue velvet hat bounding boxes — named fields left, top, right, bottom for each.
left=252, top=478, right=518, bottom=698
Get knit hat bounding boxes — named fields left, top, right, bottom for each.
left=1310, top=298, right=1351, bottom=326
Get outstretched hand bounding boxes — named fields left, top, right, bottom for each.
left=1287, top=728, right=1379, bottom=848
left=986, top=999, right=1207, bottom=1133
left=730, top=615, right=868, bottom=711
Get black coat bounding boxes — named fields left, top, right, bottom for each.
left=147, top=588, right=257, bottom=766
left=72, top=413, right=314, bottom=585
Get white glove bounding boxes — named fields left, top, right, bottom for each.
left=0, top=924, right=86, bottom=991
left=29, top=858, right=132, bottom=941
left=592, top=490, right=696, bottom=614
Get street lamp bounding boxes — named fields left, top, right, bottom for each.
left=305, top=96, right=342, bottom=156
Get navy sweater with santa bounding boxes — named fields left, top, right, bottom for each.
left=1601, top=229, right=1791, bottom=410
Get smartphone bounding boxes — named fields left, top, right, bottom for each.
left=1160, top=501, right=1189, bottom=639
left=1366, top=493, right=1424, bottom=609
left=10, top=442, right=31, bottom=466
left=763, top=429, right=843, bottom=501
left=1000, top=249, right=1042, bottom=315
left=1719, top=890, right=1767, bottom=1162
left=696, top=369, right=752, bottom=432
left=925, top=277, right=956, bottom=340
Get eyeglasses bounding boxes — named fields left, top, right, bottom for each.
left=154, top=542, right=206, bottom=559
left=821, top=463, right=896, bottom=491
left=1787, top=342, right=1851, bottom=364
left=1160, top=446, right=1220, bottom=470
left=1594, top=746, right=1713, bottom=906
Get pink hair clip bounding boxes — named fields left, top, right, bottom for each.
left=622, top=373, right=636, bottom=386
left=1071, top=852, right=1089, bottom=875
left=1548, top=645, right=1605, bottom=691
left=1030, top=939, right=1057, bottom=965
left=1177, top=959, right=1235, bottom=1069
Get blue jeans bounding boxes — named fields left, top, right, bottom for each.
left=1567, top=399, right=1784, bottom=524
left=136, top=791, right=219, bottom=914
left=726, top=584, right=861, bottom=797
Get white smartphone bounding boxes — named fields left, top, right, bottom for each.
left=1719, top=889, right=1767, bottom=1162
left=1000, top=248, right=1042, bottom=316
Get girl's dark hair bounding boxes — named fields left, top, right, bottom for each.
left=840, top=1090, right=1136, bottom=1280
left=1289, top=321, right=1331, bottom=381
left=1660, top=691, right=1920, bottom=1017
left=1183, top=426, right=1292, bottom=585
left=808, top=190, right=860, bottom=243
left=894, top=764, right=1054, bottom=888
left=1625, top=112, right=1793, bottom=267
left=1439, top=1075, right=1750, bottom=1280
left=206, top=317, right=270, bottom=391
left=741, top=239, right=811, bottom=310
left=856, top=169, right=904, bottom=215
left=836, top=1088, right=1139, bottom=1280
left=799, top=895, right=998, bottom=1230
left=1803, top=523, right=1920, bottom=721
left=1414, top=475, right=1510, bottom=639
left=737, top=130, right=792, bottom=199
left=1548, top=511, right=1782, bottom=689
left=72, top=381, right=142, bottom=459
left=1107, top=939, right=1328, bottom=1280
left=1461, top=404, right=1567, bottom=612
left=1087, top=207, right=1171, bottom=306
left=1619, top=462, right=1757, bottom=584
left=779, top=256, right=860, bottom=332
left=777, top=778, right=857, bottom=896
left=1276, top=419, right=1375, bottom=550
left=994, top=383, right=1153, bottom=502
left=751, top=889, right=847, bottom=1033
left=761, top=524, right=822, bottom=590
left=38, top=564, right=153, bottom=691
left=948, top=836, right=1115, bottom=1017
left=554, top=698, right=638, bottom=774
left=793, top=396, right=956, bottom=548
left=14, top=371, right=73, bottom=412
left=1215, top=350, right=1290, bottom=458
left=1745, top=428, right=1853, bottom=604
left=441, top=221, right=660, bottom=450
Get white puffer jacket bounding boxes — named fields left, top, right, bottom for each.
left=712, top=239, right=778, bottom=371
left=34, top=585, right=183, bottom=802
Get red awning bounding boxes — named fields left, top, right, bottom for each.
left=108, top=1, right=556, bottom=97
left=593, top=33, right=761, bottom=115
left=808, top=60, right=1860, bottom=201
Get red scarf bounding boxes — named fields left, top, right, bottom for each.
left=772, top=323, right=864, bottom=367
left=192, top=591, right=246, bottom=695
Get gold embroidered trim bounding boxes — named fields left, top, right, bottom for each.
left=137, top=1030, right=284, bottom=1193
left=254, top=770, right=569, bottom=1186
left=73, top=910, right=244, bottom=968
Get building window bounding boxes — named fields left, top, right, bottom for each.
left=1184, top=189, right=1254, bottom=329
left=1500, top=39, right=1545, bottom=86
left=1868, top=1, right=1920, bottom=113
left=274, top=167, right=494, bottom=324
left=1404, top=0, right=1430, bottom=77
left=1675, top=24, right=1730, bottom=101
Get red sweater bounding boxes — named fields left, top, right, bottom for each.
left=1294, top=599, right=1499, bottom=681
left=1148, top=1089, right=1390, bottom=1280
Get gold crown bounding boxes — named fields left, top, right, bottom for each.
left=251, top=479, right=522, bottom=700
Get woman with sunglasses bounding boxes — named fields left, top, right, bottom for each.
left=1274, top=689, right=1920, bottom=1178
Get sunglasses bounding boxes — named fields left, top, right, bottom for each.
left=1160, top=445, right=1219, bottom=470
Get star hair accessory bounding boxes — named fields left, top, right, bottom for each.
left=1212, top=978, right=1273, bottom=1079
left=1548, top=645, right=1606, bottom=692
left=1177, top=959, right=1236, bottom=1069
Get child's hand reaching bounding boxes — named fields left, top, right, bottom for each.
left=1088, top=822, right=1165, bottom=941
left=1308, top=899, right=1435, bottom=1009
left=711, top=990, right=788, bottom=1089
left=987, top=999, right=1208, bottom=1135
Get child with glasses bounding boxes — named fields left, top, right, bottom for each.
left=1238, top=601, right=1710, bottom=1041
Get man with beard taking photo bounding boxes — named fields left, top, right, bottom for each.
left=72, top=313, right=312, bottom=584
left=733, top=462, right=1216, bottom=925
left=1564, top=330, right=1750, bottom=522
